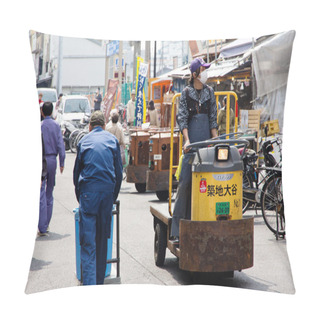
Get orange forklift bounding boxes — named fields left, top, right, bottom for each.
left=126, top=78, right=177, bottom=196
left=126, top=128, right=151, bottom=193
left=146, top=128, right=181, bottom=200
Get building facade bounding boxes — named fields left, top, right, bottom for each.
left=29, top=31, right=59, bottom=89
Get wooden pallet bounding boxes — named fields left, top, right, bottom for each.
left=240, top=109, right=261, bottom=155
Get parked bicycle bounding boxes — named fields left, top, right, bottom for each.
left=242, top=136, right=284, bottom=239
left=68, top=114, right=90, bottom=153
left=60, top=113, right=90, bottom=153
left=61, top=121, right=77, bottom=151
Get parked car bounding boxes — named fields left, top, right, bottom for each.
left=38, top=88, right=58, bottom=119
left=56, top=95, right=91, bottom=128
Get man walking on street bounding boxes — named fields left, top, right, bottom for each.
left=126, top=90, right=136, bottom=126
left=94, top=87, right=102, bottom=111
left=217, top=96, right=235, bottom=136
left=73, top=111, right=122, bottom=285
left=38, top=134, right=48, bottom=236
left=40, top=102, right=65, bottom=234
left=106, top=109, right=126, bottom=165
left=106, top=109, right=125, bottom=147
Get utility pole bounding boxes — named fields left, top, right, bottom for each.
left=118, top=41, right=123, bottom=85
left=57, top=36, right=63, bottom=94
left=153, top=41, right=157, bottom=78
left=161, top=41, right=164, bottom=72
left=118, top=41, right=123, bottom=104
left=181, top=40, right=184, bottom=65
left=105, top=41, right=110, bottom=96
left=145, top=41, right=151, bottom=101
left=145, top=41, right=151, bottom=77
left=215, top=40, right=217, bottom=64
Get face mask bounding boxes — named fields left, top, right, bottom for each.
left=199, top=70, right=208, bottom=84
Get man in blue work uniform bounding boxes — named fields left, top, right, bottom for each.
left=73, top=111, right=122, bottom=285
left=38, top=134, right=48, bottom=236
left=40, top=102, right=65, bottom=235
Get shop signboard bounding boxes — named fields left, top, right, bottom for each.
left=107, top=40, right=119, bottom=57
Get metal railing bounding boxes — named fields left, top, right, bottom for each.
left=168, top=91, right=239, bottom=216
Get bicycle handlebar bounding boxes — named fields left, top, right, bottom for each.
left=271, top=138, right=282, bottom=146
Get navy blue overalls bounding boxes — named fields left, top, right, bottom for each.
left=171, top=87, right=212, bottom=238
left=73, top=127, right=122, bottom=285
left=40, top=116, right=65, bottom=233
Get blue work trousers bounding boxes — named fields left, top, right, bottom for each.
left=79, top=191, right=113, bottom=285
left=38, top=179, right=48, bottom=233
left=38, top=155, right=56, bottom=233
left=45, top=155, right=57, bottom=228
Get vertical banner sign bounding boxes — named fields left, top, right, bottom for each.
left=102, top=79, right=119, bottom=122
left=135, top=60, right=149, bottom=127
left=135, top=57, right=147, bottom=124
left=115, top=85, right=121, bottom=106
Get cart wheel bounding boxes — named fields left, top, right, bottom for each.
left=135, top=183, right=146, bottom=193
left=154, top=222, right=167, bottom=267
left=156, top=190, right=169, bottom=201
left=153, top=217, right=159, bottom=231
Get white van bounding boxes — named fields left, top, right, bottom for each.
left=38, top=88, right=58, bottom=119
left=56, top=95, right=91, bottom=127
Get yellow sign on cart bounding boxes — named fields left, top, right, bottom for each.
left=191, top=170, right=243, bottom=221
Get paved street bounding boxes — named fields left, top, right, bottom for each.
left=25, top=150, right=295, bottom=294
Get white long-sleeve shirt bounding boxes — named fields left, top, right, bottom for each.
left=105, top=122, right=125, bottom=146
left=127, top=99, right=136, bottom=123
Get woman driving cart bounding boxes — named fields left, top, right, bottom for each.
left=171, top=57, right=218, bottom=243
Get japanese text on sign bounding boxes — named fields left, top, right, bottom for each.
left=135, top=62, right=148, bottom=127
left=207, top=184, right=238, bottom=197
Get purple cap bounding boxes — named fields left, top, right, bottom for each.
left=189, top=57, right=211, bottom=73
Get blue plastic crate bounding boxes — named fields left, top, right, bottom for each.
left=74, top=206, right=115, bottom=281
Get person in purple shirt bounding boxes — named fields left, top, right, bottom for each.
left=39, top=101, right=65, bottom=235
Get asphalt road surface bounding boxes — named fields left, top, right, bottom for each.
left=25, top=150, right=295, bottom=294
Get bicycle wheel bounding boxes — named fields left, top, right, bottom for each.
left=75, top=131, right=87, bottom=146
left=69, top=129, right=80, bottom=153
left=242, top=171, right=253, bottom=213
left=261, top=174, right=285, bottom=237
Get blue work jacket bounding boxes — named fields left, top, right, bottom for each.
left=41, top=116, right=65, bottom=167
left=73, top=126, right=123, bottom=202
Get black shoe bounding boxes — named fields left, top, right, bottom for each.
left=37, top=231, right=48, bottom=237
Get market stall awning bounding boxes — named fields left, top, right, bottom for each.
left=251, top=30, right=295, bottom=97
left=206, top=62, right=238, bottom=78
left=219, top=38, right=254, bottom=59
left=193, top=45, right=223, bottom=59
left=166, top=57, right=251, bottom=80
left=162, top=64, right=191, bottom=79
left=164, top=40, right=254, bottom=81
left=150, top=77, right=172, bottom=84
